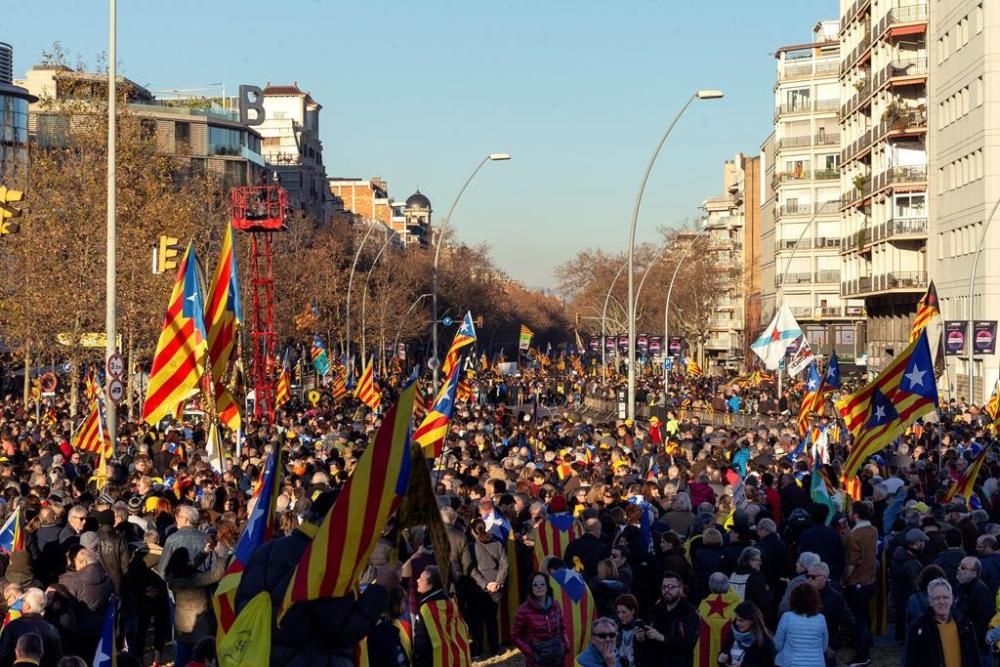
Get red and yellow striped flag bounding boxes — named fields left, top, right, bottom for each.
left=944, top=446, right=988, bottom=503
left=206, top=224, right=243, bottom=430
left=275, top=354, right=292, bottom=410
left=215, top=385, right=241, bottom=431
left=331, top=370, right=348, bottom=402
left=420, top=597, right=472, bottom=667
left=413, top=369, right=460, bottom=459
left=71, top=399, right=112, bottom=455
left=278, top=381, right=415, bottom=623
left=441, top=312, right=476, bottom=380
left=909, top=281, right=939, bottom=342
left=142, top=243, right=208, bottom=425
left=353, top=356, right=381, bottom=411
left=986, top=378, right=1000, bottom=424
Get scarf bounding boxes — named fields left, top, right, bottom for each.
left=731, top=627, right=755, bottom=649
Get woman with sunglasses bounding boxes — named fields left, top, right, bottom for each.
left=512, top=571, right=568, bottom=667
left=718, top=601, right=774, bottom=667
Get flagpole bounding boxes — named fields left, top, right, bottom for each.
left=775, top=211, right=819, bottom=404
left=966, top=195, right=1000, bottom=405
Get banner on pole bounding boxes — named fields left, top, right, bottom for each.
left=944, top=320, right=968, bottom=356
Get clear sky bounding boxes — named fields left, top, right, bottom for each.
left=8, top=0, right=835, bottom=289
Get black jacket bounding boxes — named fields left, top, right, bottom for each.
left=955, top=578, right=992, bottom=650
left=819, top=585, right=855, bottom=652
left=235, top=526, right=389, bottom=667
left=891, top=546, right=925, bottom=613
left=412, top=588, right=449, bottom=667
left=797, top=523, right=845, bottom=580
left=29, top=524, right=66, bottom=585
left=933, top=547, right=966, bottom=587
left=0, top=613, right=63, bottom=667
left=563, top=534, right=610, bottom=582
left=636, top=597, right=700, bottom=667
left=95, top=525, right=130, bottom=596
left=718, top=632, right=775, bottom=667
left=903, top=608, right=981, bottom=667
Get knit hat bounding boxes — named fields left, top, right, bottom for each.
left=80, top=531, right=99, bottom=550
left=906, top=528, right=930, bottom=545
left=126, top=496, right=143, bottom=516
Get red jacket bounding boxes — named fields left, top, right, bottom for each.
left=512, top=596, right=568, bottom=667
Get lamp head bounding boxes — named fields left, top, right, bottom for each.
left=488, top=153, right=512, bottom=161
left=696, top=90, right=725, bottom=100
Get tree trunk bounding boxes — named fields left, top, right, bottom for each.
left=22, top=342, right=30, bottom=410
left=126, top=334, right=135, bottom=421
left=68, top=350, right=81, bottom=419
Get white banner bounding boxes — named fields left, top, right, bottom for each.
left=787, top=336, right=815, bottom=377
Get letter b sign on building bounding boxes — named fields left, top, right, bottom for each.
left=239, top=85, right=265, bottom=127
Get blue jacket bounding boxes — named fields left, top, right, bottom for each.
left=774, top=611, right=828, bottom=667
left=576, top=644, right=613, bottom=667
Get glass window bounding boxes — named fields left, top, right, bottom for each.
left=208, top=126, right=242, bottom=156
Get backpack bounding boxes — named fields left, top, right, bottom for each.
left=728, top=572, right=750, bottom=601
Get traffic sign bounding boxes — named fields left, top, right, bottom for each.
left=442, top=317, right=453, bottom=327
left=106, top=379, right=124, bottom=403
left=427, top=357, right=440, bottom=370
left=107, top=352, right=125, bottom=378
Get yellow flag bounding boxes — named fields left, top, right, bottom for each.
left=218, top=591, right=272, bottom=667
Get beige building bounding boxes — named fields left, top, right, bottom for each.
left=928, top=0, right=1000, bottom=400
left=257, top=83, right=329, bottom=223
left=838, top=0, right=929, bottom=373
left=771, top=21, right=867, bottom=360
left=328, top=177, right=432, bottom=248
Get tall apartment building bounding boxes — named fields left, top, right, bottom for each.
left=0, top=43, right=35, bottom=189
left=701, top=154, right=750, bottom=370
left=839, top=0, right=929, bottom=373
left=257, top=83, right=329, bottom=223
left=770, top=21, right=867, bottom=360
left=928, top=0, right=999, bottom=399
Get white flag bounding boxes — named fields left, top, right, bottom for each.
left=750, top=304, right=803, bottom=370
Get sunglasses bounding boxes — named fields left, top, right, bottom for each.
left=806, top=574, right=824, bottom=579
left=594, top=632, right=617, bottom=639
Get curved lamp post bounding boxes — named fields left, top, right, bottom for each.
left=663, top=228, right=708, bottom=395
left=345, top=221, right=380, bottom=361
left=361, top=232, right=396, bottom=365
left=626, top=90, right=723, bottom=419
left=393, top=293, right=432, bottom=366
left=431, top=152, right=510, bottom=392
left=601, top=260, right=629, bottom=383
left=967, top=195, right=1000, bottom=404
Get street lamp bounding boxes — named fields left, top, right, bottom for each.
left=626, top=90, right=723, bottom=419
left=106, top=0, right=118, bottom=450
left=361, top=232, right=397, bottom=366
left=601, top=260, right=629, bottom=383
left=663, top=228, right=708, bottom=395
left=967, top=195, right=1000, bottom=404
left=431, top=152, right=510, bottom=393
left=393, top=293, right=432, bottom=365
left=345, top=221, right=381, bottom=362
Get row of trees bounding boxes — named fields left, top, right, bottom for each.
left=0, top=101, right=569, bottom=415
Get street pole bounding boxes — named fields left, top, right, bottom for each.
left=361, top=232, right=395, bottom=366
left=106, top=0, right=118, bottom=452
left=601, top=260, right=628, bottom=384
left=774, top=211, right=818, bottom=399
left=432, top=152, right=510, bottom=393
left=626, top=90, right=723, bottom=420
left=393, top=293, right=432, bottom=367
left=663, top=229, right=707, bottom=395
left=345, top=220, right=379, bottom=367
left=967, top=195, right=1000, bottom=404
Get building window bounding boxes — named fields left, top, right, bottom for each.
left=208, top=126, right=242, bottom=156
left=175, top=122, right=191, bottom=155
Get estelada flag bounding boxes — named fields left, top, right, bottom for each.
left=497, top=531, right=521, bottom=644
left=693, top=588, right=741, bottom=667
left=532, top=513, right=580, bottom=568
left=278, top=380, right=416, bottom=623
left=944, top=445, right=988, bottom=503
left=413, top=368, right=460, bottom=458
left=275, top=353, right=292, bottom=410
left=419, top=597, right=472, bottom=667
left=550, top=567, right=594, bottom=661
left=142, top=243, right=208, bottom=426
left=354, top=356, right=381, bottom=411
left=441, top=312, right=477, bottom=380
left=0, top=509, right=24, bottom=553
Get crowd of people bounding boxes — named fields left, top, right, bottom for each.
left=0, top=360, right=996, bottom=667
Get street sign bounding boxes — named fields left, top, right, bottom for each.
left=427, top=357, right=440, bottom=370
left=442, top=317, right=453, bottom=327
left=106, top=353, right=125, bottom=378
left=106, top=379, right=124, bottom=403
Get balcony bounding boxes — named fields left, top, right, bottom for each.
left=778, top=272, right=813, bottom=285
left=873, top=164, right=927, bottom=192
left=845, top=305, right=866, bottom=316
left=871, top=217, right=928, bottom=242
left=790, top=307, right=814, bottom=318
left=841, top=127, right=874, bottom=164
left=843, top=272, right=927, bottom=295
left=840, top=78, right=872, bottom=119
left=780, top=57, right=840, bottom=82
left=878, top=107, right=928, bottom=137
left=840, top=29, right=873, bottom=77
left=873, top=57, right=928, bottom=91
left=816, top=201, right=841, bottom=215
left=778, top=204, right=811, bottom=217
left=775, top=98, right=840, bottom=120
left=841, top=0, right=871, bottom=29
left=820, top=307, right=844, bottom=318
left=777, top=238, right=813, bottom=250
left=875, top=4, right=929, bottom=39
left=814, top=168, right=839, bottom=180
left=815, top=237, right=842, bottom=249
left=816, top=270, right=841, bottom=283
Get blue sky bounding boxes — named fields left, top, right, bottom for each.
left=8, top=0, right=834, bottom=288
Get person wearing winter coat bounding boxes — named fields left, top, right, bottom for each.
left=892, top=529, right=929, bottom=643
left=589, top=559, right=628, bottom=619
left=727, top=548, right=771, bottom=615
left=904, top=577, right=981, bottom=667
left=57, top=546, right=113, bottom=660
left=634, top=572, right=700, bottom=667
left=469, top=518, right=508, bottom=658
left=718, top=601, right=775, bottom=667
left=513, top=572, right=568, bottom=667
left=773, top=583, right=827, bottom=667
left=954, top=556, right=993, bottom=666
left=691, top=529, right=726, bottom=604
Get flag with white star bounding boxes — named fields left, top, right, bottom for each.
left=841, top=330, right=938, bottom=478
left=93, top=595, right=115, bottom=667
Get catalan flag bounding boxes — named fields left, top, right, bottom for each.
left=142, top=243, right=208, bottom=426
left=275, top=352, right=292, bottom=410
left=797, top=362, right=825, bottom=435
left=909, top=280, right=939, bottom=342
left=413, top=368, right=460, bottom=459
left=441, top=312, right=477, bottom=380
left=294, top=301, right=320, bottom=332
left=944, top=445, right=988, bottom=504
left=986, top=378, right=1000, bottom=424
left=497, top=530, right=521, bottom=644
left=330, top=369, right=348, bottom=402
left=532, top=513, right=580, bottom=569
left=519, top=324, right=534, bottom=351
left=278, top=381, right=415, bottom=623
left=0, top=509, right=24, bottom=553
left=214, top=448, right=282, bottom=637
left=206, top=224, right=243, bottom=431
left=353, top=356, right=381, bottom=411
left=419, top=597, right=472, bottom=667
left=311, top=335, right=331, bottom=377
left=456, top=379, right=474, bottom=404
left=71, top=399, right=112, bottom=455
left=838, top=330, right=938, bottom=479
left=215, top=385, right=242, bottom=432
left=824, top=352, right=842, bottom=390
left=693, top=588, right=741, bottom=667
left=684, top=357, right=703, bottom=378
left=84, top=368, right=101, bottom=403
left=550, top=567, right=595, bottom=660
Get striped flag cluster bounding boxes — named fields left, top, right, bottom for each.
left=330, top=369, right=348, bottom=402
left=278, top=381, right=415, bottom=622
left=141, top=243, right=208, bottom=426
left=837, top=331, right=938, bottom=479
left=684, top=357, right=703, bottom=377
left=353, top=356, right=381, bottom=411
left=909, top=281, right=939, bottom=342
left=419, top=598, right=472, bottom=667
left=275, top=353, right=292, bottom=410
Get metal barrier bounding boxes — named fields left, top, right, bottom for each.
left=581, top=397, right=773, bottom=430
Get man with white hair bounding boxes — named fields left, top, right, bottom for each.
left=0, top=587, right=63, bottom=665
left=779, top=551, right=822, bottom=614
left=903, top=577, right=979, bottom=667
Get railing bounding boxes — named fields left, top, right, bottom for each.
left=815, top=237, right=842, bottom=248
left=775, top=170, right=813, bottom=184
left=871, top=217, right=928, bottom=242
left=780, top=58, right=840, bottom=81
left=820, top=307, right=843, bottom=317
left=883, top=271, right=927, bottom=290
left=816, top=270, right=841, bottom=283
left=841, top=127, right=874, bottom=164
left=840, top=29, right=872, bottom=77
left=815, top=132, right=840, bottom=146
left=873, top=57, right=928, bottom=90
left=790, top=306, right=813, bottom=317
left=778, top=239, right=813, bottom=250
left=878, top=108, right=928, bottom=136
left=840, top=78, right=871, bottom=119
left=814, top=168, right=839, bottom=180
left=816, top=201, right=841, bottom=215
left=778, top=204, right=810, bottom=216
left=778, top=272, right=813, bottom=285
left=875, top=4, right=929, bottom=37
left=777, top=135, right=811, bottom=150
left=845, top=305, right=866, bottom=316
left=873, top=164, right=927, bottom=191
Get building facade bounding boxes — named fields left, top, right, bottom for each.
left=927, top=0, right=999, bottom=400
left=0, top=43, right=34, bottom=190
left=328, top=177, right=432, bottom=248
left=257, top=83, right=329, bottom=223
left=772, top=21, right=867, bottom=360
left=839, top=0, right=929, bottom=373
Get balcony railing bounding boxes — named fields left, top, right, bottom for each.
left=878, top=108, right=928, bottom=136
left=814, top=168, right=839, bottom=180
left=820, top=307, right=842, bottom=317
left=816, top=270, right=841, bottom=283
left=816, top=201, right=841, bottom=215
left=778, top=272, right=813, bottom=285
left=778, top=239, right=813, bottom=250
left=780, top=58, right=840, bottom=81
left=840, top=78, right=872, bottom=119
left=875, top=4, right=928, bottom=37
left=779, top=204, right=811, bottom=216
left=873, top=164, right=927, bottom=191
left=871, top=217, right=928, bottom=242
left=790, top=307, right=814, bottom=317
left=840, top=29, right=872, bottom=76
left=883, top=271, right=928, bottom=290
left=873, top=57, right=928, bottom=90
left=815, top=237, right=842, bottom=248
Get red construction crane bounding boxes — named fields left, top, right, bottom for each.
left=230, top=184, right=288, bottom=423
